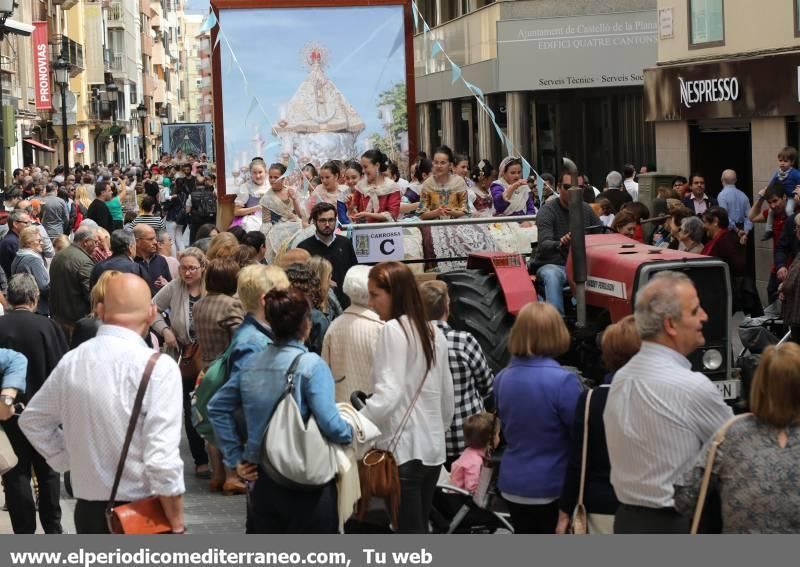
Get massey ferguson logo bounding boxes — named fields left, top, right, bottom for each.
left=679, top=76, right=739, bottom=108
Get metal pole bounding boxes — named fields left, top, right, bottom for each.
left=343, top=214, right=538, bottom=231
left=61, top=84, right=68, bottom=170
left=140, top=116, right=145, bottom=164
left=568, top=187, right=587, bottom=329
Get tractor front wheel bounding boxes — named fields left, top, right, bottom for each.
left=439, top=269, right=514, bottom=373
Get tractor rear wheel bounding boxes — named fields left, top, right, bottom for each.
left=439, top=269, right=514, bottom=372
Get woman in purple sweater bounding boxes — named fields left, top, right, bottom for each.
left=495, top=302, right=582, bottom=533
left=490, top=157, right=537, bottom=218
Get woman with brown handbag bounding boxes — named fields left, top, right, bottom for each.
left=360, top=262, right=454, bottom=533
left=151, top=246, right=210, bottom=478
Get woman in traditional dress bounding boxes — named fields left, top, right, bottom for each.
left=454, top=154, right=474, bottom=188
left=349, top=149, right=402, bottom=223
left=401, top=159, right=431, bottom=220
left=260, top=162, right=308, bottom=261
left=469, top=159, right=496, bottom=218
left=306, top=161, right=346, bottom=223
left=490, top=157, right=536, bottom=219
left=419, top=146, right=468, bottom=220
left=261, top=163, right=306, bottom=225
left=232, top=158, right=271, bottom=232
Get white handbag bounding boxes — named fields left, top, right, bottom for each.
left=0, top=426, right=17, bottom=475
left=260, top=353, right=338, bottom=490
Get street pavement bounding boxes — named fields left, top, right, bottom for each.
left=0, top=435, right=247, bottom=534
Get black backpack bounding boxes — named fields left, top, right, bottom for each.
left=190, top=190, right=217, bottom=222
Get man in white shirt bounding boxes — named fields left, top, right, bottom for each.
left=603, top=271, right=732, bottom=533
left=622, top=164, right=639, bottom=202
left=19, top=274, right=186, bottom=533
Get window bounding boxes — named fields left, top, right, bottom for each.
left=689, top=0, right=724, bottom=47
left=796, top=0, right=800, bottom=36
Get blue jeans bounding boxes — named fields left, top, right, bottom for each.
left=536, top=264, right=567, bottom=315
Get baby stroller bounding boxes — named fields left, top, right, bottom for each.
left=736, top=301, right=788, bottom=409
left=429, top=451, right=514, bottom=534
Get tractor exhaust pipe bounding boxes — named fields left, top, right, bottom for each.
left=568, top=187, right=587, bottom=329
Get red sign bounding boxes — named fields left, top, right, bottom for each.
left=33, top=21, right=51, bottom=111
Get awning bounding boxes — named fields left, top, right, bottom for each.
left=24, top=139, right=56, bottom=153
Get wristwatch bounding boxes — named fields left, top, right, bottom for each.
left=0, top=395, right=14, bottom=407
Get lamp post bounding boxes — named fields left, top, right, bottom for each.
left=136, top=102, right=147, bottom=165
left=52, top=55, right=70, bottom=171
left=106, top=80, right=119, bottom=163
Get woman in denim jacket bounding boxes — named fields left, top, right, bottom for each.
left=207, top=287, right=352, bottom=533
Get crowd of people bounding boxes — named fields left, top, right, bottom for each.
left=0, top=144, right=797, bottom=535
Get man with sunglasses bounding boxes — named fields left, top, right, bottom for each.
left=0, top=210, right=32, bottom=279
left=298, top=202, right=358, bottom=308
left=530, top=171, right=600, bottom=315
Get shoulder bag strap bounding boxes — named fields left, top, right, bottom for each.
left=106, top=353, right=161, bottom=513
left=576, top=388, right=594, bottom=509
left=690, top=413, right=751, bottom=534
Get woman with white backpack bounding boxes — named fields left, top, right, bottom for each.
left=207, top=287, right=353, bottom=533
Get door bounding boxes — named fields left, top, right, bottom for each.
left=689, top=122, right=752, bottom=200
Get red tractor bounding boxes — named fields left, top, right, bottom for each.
left=440, top=234, right=739, bottom=403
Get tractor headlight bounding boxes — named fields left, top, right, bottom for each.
left=702, top=349, right=723, bottom=371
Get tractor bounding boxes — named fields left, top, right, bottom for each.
left=437, top=190, right=740, bottom=404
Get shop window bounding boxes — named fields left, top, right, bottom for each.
left=689, top=0, right=724, bottom=47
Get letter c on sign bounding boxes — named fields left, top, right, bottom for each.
left=380, top=239, right=395, bottom=256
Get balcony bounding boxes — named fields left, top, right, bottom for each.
left=141, top=32, right=153, bottom=56
left=108, top=2, right=125, bottom=28
left=154, top=79, right=166, bottom=104
left=152, top=42, right=165, bottom=66
left=50, top=35, right=84, bottom=77
left=52, top=0, right=80, bottom=9
left=142, top=74, right=155, bottom=97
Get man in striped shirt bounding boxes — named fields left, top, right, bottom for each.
left=603, top=271, right=732, bottom=533
left=130, top=196, right=166, bottom=233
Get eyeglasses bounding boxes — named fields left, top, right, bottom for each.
left=560, top=184, right=573, bottom=190
left=180, top=265, right=201, bottom=273
left=316, top=218, right=336, bottom=225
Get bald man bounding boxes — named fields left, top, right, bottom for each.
left=717, top=168, right=753, bottom=235
left=134, top=224, right=172, bottom=295
left=20, top=274, right=186, bottom=534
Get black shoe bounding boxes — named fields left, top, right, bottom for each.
left=761, top=230, right=773, bottom=241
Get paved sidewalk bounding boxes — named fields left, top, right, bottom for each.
left=0, top=435, right=247, bottom=534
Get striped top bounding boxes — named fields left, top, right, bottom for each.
left=603, top=341, right=732, bottom=509
left=131, top=214, right=167, bottom=233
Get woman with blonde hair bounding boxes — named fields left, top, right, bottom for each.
left=206, top=232, right=240, bottom=261
left=558, top=315, right=641, bottom=534
left=152, top=246, right=210, bottom=477
left=495, top=302, right=582, bottom=533
left=11, top=226, right=49, bottom=315
left=308, top=255, right=342, bottom=319
left=675, top=342, right=800, bottom=533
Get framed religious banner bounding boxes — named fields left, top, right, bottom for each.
left=210, top=0, right=416, bottom=199
left=161, top=122, right=214, bottom=161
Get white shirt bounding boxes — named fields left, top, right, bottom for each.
left=603, top=342, right=732, bottom=509
left=362, top=316, right=455, bottom=466
left=624, top=179, right=639, bottom=202
left=19, top=325, right=185, bottom=501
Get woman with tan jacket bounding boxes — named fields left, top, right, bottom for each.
left=321, top=265, right=384, bottom=402
left=152, top=246, right=210, bottom=477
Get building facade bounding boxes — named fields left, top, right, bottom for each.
left=414, top=0, right=658, bottom=180
left=0, top=0, right=188, bottom=180
left=181, top=14, right=203, bottom=124
left=644, top=0, right=800, bottom=300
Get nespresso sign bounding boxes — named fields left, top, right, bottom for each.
left=645, top=52, right=800, bottom=121
left=679, top=77, right=739, bottom=108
